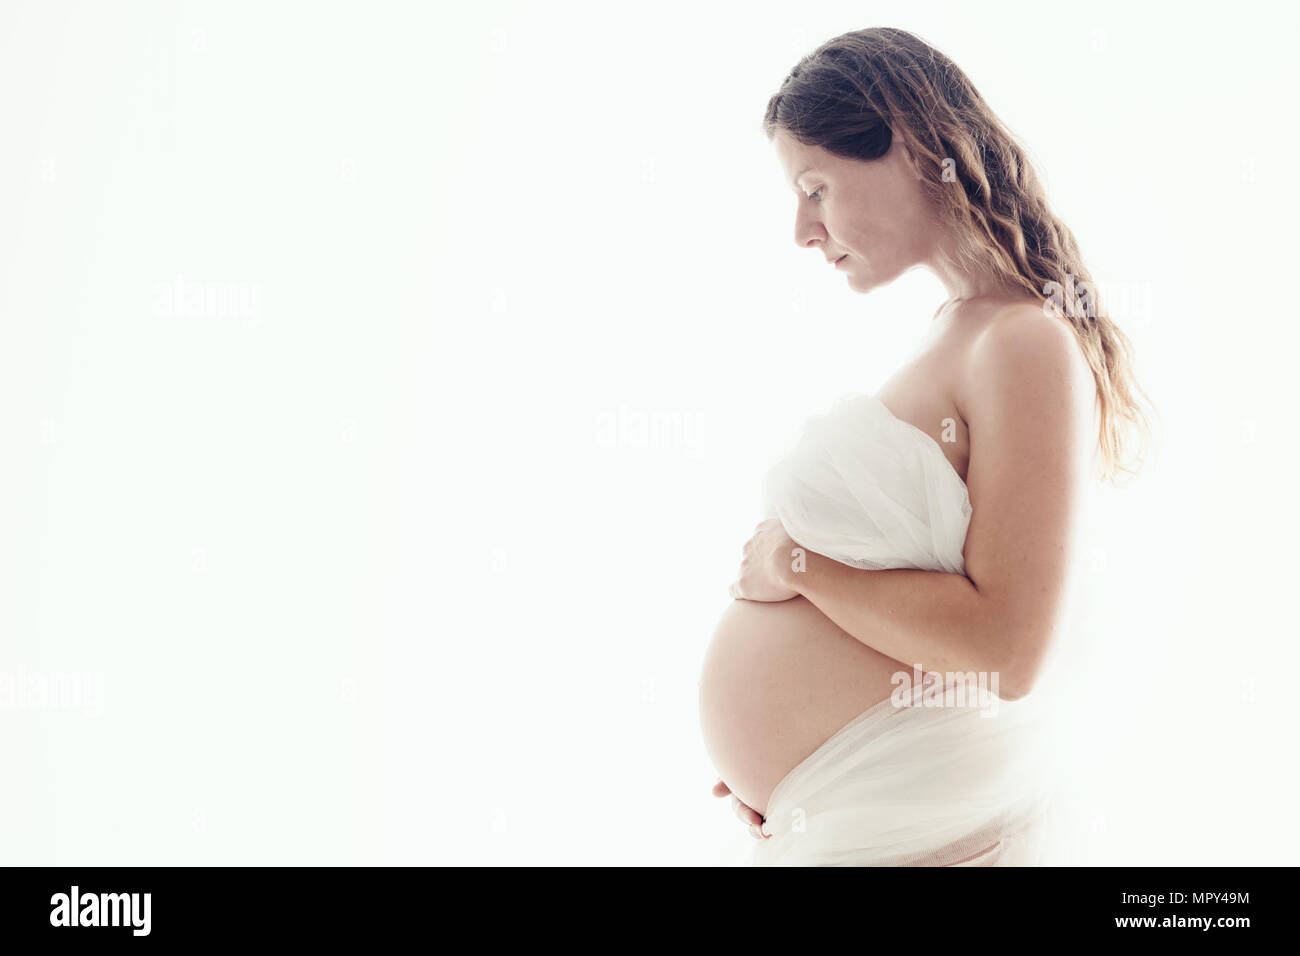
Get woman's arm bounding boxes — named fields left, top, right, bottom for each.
left=773, top=307, right=1097, bottom=700
left=777, top=555, right=1018, bottom=690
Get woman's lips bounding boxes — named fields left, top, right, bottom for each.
left=834, top=255, right=848, bottom=268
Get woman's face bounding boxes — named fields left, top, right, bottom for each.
left=772, top=129, right=939, bottom=292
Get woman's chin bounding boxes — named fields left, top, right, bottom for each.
left=844, top=271, right=873, bottom=293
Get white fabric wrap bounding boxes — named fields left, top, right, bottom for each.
left=750, top=393, right=1067, bottom=866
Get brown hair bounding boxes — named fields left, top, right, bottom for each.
left=763, top=27, right=1158, bottom=484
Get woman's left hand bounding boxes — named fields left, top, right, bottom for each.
left=728, top=517, right=802, bottom=602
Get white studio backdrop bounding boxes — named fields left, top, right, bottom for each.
left=2, top=0, right=1297, bottom=865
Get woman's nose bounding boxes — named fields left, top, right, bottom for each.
left=794, top=208, right=826, bottom=249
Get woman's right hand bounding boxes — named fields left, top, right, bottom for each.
left=711, top=778, right=770, bottom=839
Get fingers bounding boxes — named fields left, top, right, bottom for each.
left=731, top=795, right=762, bottom=827
left=713, top=779, right=772, bottom=839
left=715, top=780, right=760, bottom=824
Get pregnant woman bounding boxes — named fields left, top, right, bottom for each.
left=698, top=27, right=1156, bottom=866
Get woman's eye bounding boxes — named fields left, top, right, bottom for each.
left=807, top=188, right=824, bottom=201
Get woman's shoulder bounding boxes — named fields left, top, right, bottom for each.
left=935, top=296, right=1068, bottom=383
left=956, top=299, right=1098, bottom=438
left=972, top=300, right=1093, bottom=384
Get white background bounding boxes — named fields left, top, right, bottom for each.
left=2, top=0, right=1297, bottom=865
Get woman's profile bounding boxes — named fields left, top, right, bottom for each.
left=698, top=26, right=1157, bottom=866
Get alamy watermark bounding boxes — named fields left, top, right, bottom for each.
left=890, top=664, right=1002, bottom=717
left=593, top=403, right=704, bottom=456
left=152, top=274, right=262, bottom=327
left=1042, top=273, right=1152, bottom=326
left=0, top=666, right=104, bottom=718
left=50, top=886, right=150, bottom=936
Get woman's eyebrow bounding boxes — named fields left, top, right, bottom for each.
left=791, top=165, right=815, bottom=188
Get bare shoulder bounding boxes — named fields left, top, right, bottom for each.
left=957, top=302, right=1096, bottom=430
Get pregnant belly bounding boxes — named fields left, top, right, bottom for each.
left=698, top=595, right=907, bottom=818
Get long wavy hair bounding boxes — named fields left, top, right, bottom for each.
left=763, top=27, right=1157, bottom=484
